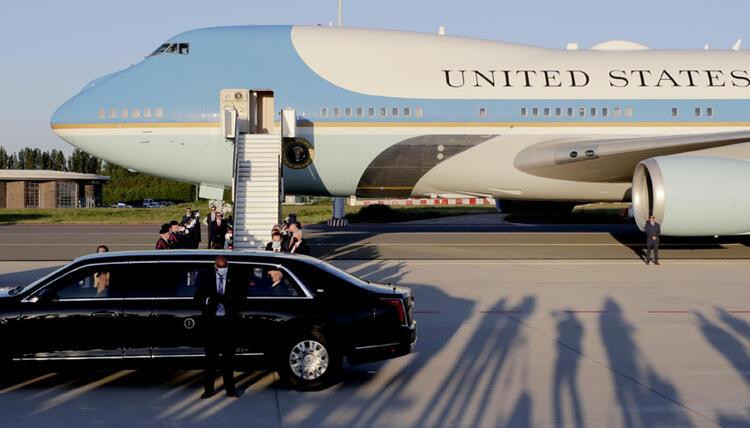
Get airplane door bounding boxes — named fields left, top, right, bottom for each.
left=252, top=90, right=275, bottom=134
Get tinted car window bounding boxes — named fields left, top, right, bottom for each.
left=233, top=264, right=301, bottom=297
left=50, top=264, right=124, bottom=299
left=285, top=260, right=361, bottom=297
left=122, top=262, right=213, bottom=298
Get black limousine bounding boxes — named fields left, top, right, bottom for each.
left=0, top=250, right=416, bottom=390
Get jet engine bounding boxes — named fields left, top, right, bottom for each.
left=632, top=155, right=750, bottom=236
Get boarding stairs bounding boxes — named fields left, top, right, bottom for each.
left=231, top=133, right=282, bottom=249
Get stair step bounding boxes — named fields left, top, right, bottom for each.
left=235, top=193, right=280, bottom=198
left=235, top=212, right=280, bottom=218
left=233, top=134, right=282, bottom=250
left=235, top=216, right=281, bottom=220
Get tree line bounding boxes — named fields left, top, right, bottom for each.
left=0, top=146, right=100, bottom=174
left=101, top=163, right=196, bottom=205
left=0, top=146, right=196, bottom=205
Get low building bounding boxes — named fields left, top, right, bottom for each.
left=0, top=170, right=109, bottom=209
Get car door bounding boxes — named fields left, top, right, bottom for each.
left=119, top=261, right=161, bottom=359
left=148, top=262, right=211, bottom=359
left=288, top=260, right=384, bottom=350
left=17, top=263, right=127, bottom=360
left=235, top=262, right=317, bottom=357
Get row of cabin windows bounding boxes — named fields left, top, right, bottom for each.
left=98, top=108, right=164, bottom=119
left=518, top=106, right=714, bottom=119
left=320, top=106, right=423, bottom=118
left=520, top=106, right=634, bottom=118
left=671, top=107, right=714, bottom=117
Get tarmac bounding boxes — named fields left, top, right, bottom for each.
left=1, top=214, right=749, bottom=261
left=0, top=215, right=749, bottom=427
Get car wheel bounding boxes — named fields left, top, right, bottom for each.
left=278, top=330, right=341, bottom=391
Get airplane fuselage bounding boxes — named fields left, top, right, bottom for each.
left=51, top=26, right=750, bottom=204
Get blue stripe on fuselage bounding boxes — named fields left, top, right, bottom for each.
left=51, top=25, right=750, bottom=126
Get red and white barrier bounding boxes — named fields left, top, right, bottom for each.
left=351, top=197, right=495, bottom=207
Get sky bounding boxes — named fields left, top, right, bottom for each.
left=1, top=0, right=749, bottom=153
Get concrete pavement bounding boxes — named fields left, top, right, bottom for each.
left=1, top=259, right=750, bottom=427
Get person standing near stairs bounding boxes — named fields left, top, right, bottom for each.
left=212, top=213, right=229, bottom=249
left=205, top=204, right=218, bottom=249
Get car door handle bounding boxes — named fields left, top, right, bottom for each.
left=91, top=311, right=118, bottom=318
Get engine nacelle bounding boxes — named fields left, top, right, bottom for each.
left=632, top=155, right=750, bottom=236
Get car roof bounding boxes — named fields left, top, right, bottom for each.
left=74, top=249, right=321, bottom=265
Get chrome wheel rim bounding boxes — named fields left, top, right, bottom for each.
left=289, top=340, right=329, bottom=380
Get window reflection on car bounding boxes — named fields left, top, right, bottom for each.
left=55, top=267, right=114, bottom=299
left=244, top=265, right=299, bottom=297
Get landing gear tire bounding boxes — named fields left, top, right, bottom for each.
left=278, top=330, right=341, bottom=391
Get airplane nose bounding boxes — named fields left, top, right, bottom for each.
left=51, top=90, right=87, bottom=126
left=50, top=85, right=99, bottom=148
left=50, top=96, right=78, bottom=145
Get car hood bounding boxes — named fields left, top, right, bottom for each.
left=0, top=286, right=20, bottom=298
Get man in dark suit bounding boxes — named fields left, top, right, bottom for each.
left=194, top=256, right=243, bottom=397
left=181, top=207, right=193, bottom=225
left=288, top=230, right=310, bottom=256
left=282, top=222, right=301, bottom=252
left=264, top=268, right=297, bottom=296
left=212, top=213, right=228, bottom=249
left=182, top=207, right=201, bottom=249
left=205, top=205, right=218, bottom=249
left=644, top=215, right=661, bottom=265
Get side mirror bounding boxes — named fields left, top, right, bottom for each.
left=29, top=287, right=56, bottom=303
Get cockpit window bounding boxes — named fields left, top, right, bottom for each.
left=149, top=43, right=189, bottom=57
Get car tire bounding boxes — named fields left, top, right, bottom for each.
left=277, top=329, right=341, bottom=391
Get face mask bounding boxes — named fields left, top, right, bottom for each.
left=216, top=267, right=228, bottom=276
left=272, top=241, right=281, bottom=250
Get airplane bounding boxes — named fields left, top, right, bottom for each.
left=51, top=25, right=750, bottom=236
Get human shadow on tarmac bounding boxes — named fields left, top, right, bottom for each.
left=695, top=311, right=750, bottom=427
left=0, top=367, right=274, bottom=423
left=718, top=308, right=750, bottom=343
left=599, top=298, right=694, bottom=427
left=501, top=391, right=533, bottom=428
left=696, top=312, right=750, bottom=388
left=278, top=259, right=476, bottom=427
left=552, top=312, right=585, bottom=428
left=414, top=296, right=536, bottom=428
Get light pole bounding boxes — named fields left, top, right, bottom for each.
left=338, top=0, right=343, bottom=27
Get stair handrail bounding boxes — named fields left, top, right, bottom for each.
left=230, top=115, right=240, bottom=209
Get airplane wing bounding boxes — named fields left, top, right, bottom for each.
left=513, top=130, right=750, bottom=182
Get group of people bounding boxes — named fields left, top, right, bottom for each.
left=155, top=205, right=234, bottom=250
left=153, top=206, right=310, bottom=256
left=265, top=213, right=309, bottom=255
